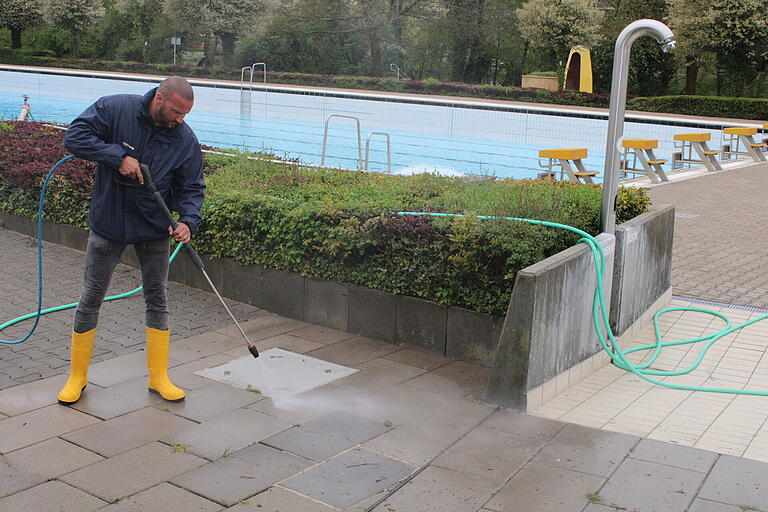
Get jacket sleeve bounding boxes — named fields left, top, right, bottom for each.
left=171, top=142, right=206, bottom=234
left=64, top=97, right=126, bottom=169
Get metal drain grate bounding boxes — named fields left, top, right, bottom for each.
left=195, top=348, right=358, bottom=400
left=672, top=295, right=768, bottom=314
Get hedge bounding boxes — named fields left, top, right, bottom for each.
left=0, top=122, right=650, bottom=316
left=628, top=95, right=768, bottom=121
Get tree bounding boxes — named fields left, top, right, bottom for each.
left=591, top=0, right=675, bottom=96
left=0, top=0, right=43, bottom=49
left=667, top=0, right=712, bottom=94
left=446, top=0, right=492, bottom=82
left=704, top=0, right=768, bottom=96
left=516, top=0, right=603, bottom=74
left=47, top=0, right=98, bottom=33
left=178, top=0, right=264, bottom=67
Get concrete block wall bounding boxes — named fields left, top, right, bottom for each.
left=486, top=233, right=616, bottom=409
left=610, top=205, right=675, bottom=336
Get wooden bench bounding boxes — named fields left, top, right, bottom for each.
left=673, top=132, right=722, bottom=172
left=620, top=139, right=668, bottom=183
left=723, top=127, right=767, bottom=163
left=537, top=148, right=599, bottom=184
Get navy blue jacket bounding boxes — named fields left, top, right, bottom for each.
left=65, top=88, right=205, bottom=244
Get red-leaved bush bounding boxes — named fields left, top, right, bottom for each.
left=0, top=121, right=95, bottom=193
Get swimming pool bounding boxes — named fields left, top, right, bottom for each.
left=0, top=67, right=737, bottom=180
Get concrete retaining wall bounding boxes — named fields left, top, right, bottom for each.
left=610, top=205, right=675, bottom=336
left=486, top=233, right=615, bottom=409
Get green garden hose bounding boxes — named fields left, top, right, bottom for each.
left=0, top=155, right=183, bottom=344
left=396, top=211, right=768, bottom=397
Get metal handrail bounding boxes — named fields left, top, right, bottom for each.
left=321, top=114, right=363, bottom=170
left=250, top=62, right=267, bottom=84
left=364, top=132, right=391, bottom=172
left=240, top=66, right=251, bottom=90
left=389, top=63, right=408, bottom=80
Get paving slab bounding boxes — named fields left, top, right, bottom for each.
left=169, top=331, right=244, bottom=363
left=366, top=384, right=496, bottom=427
left=233, top=333, right=326, bottom=355
left=282, top=448, right=414, bottom=509
left=170, top=443, right=313, bottom=507
left=70, top=376, right=165, bottom=420
left=225, top=486, right=336, bottom=512
left=166, top=353, right=233, bottom=391
left=0, top=454, right=47, bottom=498
left=433, top=426, right=545, bottom=484
left=0, top=373, right=68, bottom=416
left=334, top=357, right=426, bottom=393
left=0, top=403, right=100, bottom=453
left=62, top=406, right=197, bottom=457
left=0, top=480, right=107, bottom=512
left=213, top=315, right=309, bottom=342
left=97, top=482, right=223, bottom=512
left=405, top=361, right=490, bottom=400
left=484, top=462, right=606, bottom=512
left=363, top=414, right=474, bottom=466
left=698, top=454, right=768, bottom=509
left=263, top=411, right=390, bottom=461
left=60, top=441, right=207, bottom=502
left=3, top=437, right=103, bottom=478
left=289, top=324, right=356, bottom=345
left=247, top=395, right=328, bottom=425
left=382, top=348, right=451, bottom=371
left=532, top=423, right=640, bottom=477
left=482, top=409, right=566, bottom=441
left=630, top=438, right=718, bottom=473
left=154, top=381, right=265, bottom=422
left=307, top=337, right=400, bottom=366
left=597, top=458, right=706, bottom=512
left=160, top=408, right=292, bottom=460
left=687, top=499, right=746, bottom=512
left=370, top=465, right=497, bottom=512
left=87, top=350, right=168, bottom=388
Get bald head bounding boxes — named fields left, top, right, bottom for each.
left=150, top=77, right=194, bottom=128
left=158, top=76, right=194, bottom=102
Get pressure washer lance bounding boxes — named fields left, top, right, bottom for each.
left=137, top=163, right=259, bottom=358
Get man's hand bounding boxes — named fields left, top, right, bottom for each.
left=118, top=155, right=143, bottom=184
left=169, top=222, right=191, bottom=243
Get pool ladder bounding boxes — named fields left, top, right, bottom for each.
left=320, top=114, right=392, bottom=172
left=240, top=62, right=267, bottom=90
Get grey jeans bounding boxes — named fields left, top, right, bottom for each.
left=74, top=231, right=170, bottom=333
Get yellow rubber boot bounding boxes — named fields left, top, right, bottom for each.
left=146, top=327, right=185, bottom=401
left=57, top=329, right=96, bottom=404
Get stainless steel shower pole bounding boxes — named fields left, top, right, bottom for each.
left=601, top=19, right=675, bottom=234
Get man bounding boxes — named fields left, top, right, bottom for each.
left=58, top=76, right=205, bottom=404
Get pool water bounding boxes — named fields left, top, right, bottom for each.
left=0, top=69, right=727, bottom=180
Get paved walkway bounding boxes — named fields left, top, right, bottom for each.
left=1, top=225, right=766, bottom=511
left=5, top=159, right=768, bottom=511
left=646, top=161, right=768, bottom=309
left=0, top=229, right=262, bottom=388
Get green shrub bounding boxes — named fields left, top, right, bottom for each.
left=0, top=123, right=650, bottom=316
left=330, top=76, right=360, bottom=89
left=376, top=77, right=406, bottom=92
left=628, top=95, right=768, bottom=121
left=528, top=71, right=557, bottom=77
